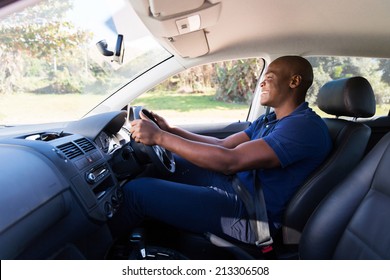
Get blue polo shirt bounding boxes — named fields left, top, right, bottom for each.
left=236, top=102, right=332, bottom=226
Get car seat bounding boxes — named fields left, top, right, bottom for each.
left=299, top=130, right=390, bottom=259
left=282, top=77, right=376, bottom=245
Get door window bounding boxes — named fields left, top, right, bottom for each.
left=132, top=58, right=265, bottom=125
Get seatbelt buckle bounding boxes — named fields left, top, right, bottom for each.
left=255, top=238, right=274, bottom=253
left=261, top=245, right=273, bottom=254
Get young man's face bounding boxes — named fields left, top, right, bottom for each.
left=259, top=60, right=292, bottom=107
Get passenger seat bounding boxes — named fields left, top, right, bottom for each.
left=300, top=130, right=390, bottom=259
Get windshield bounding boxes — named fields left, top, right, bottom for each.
left=0, top=0, right=171, bottom=125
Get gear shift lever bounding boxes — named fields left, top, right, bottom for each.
left=129, top=228, right=146, bottom=259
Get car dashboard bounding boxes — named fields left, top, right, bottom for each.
left=0, top=111, right=137, bottom=259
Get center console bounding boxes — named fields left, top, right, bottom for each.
left=54, top=135, right=122, bottom=222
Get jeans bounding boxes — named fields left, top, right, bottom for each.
left=119, top=156, right=256, bottom=244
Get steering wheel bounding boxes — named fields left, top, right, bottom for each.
left=129, top=106, right=175, bottom=175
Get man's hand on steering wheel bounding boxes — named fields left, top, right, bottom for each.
left=128, top=106, right=176, bottom=175
left=148, top=111, right=171, bottom=132
left=130, top=110, right=163, bottom=145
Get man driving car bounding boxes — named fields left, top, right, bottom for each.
left=117, top=56, right=333, bottom=245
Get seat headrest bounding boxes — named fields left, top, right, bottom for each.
left=317, top=77, right=376, bottom=118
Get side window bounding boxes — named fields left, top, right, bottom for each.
left=306, top=56, right=390, bottom=118
left=132, top=58, right=265, bottom=125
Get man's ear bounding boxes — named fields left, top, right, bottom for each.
left=289, top=75, right=302, bottom=88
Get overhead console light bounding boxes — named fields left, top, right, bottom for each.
left=176, top=14, right=201, bottom=35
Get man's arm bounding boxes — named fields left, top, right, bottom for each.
left=167, top=125, right=250, bottom=149
left=158, top=133, right=280, bottom=174
left=149, top=110, right=249, bottom=148
left=130, top=118, right=280, bottom=174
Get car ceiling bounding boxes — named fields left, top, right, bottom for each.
left=2, top=0, right=390, bottom=65
left=129, top=0, right=390, bottom=66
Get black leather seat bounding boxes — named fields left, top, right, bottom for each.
left=282, top=77, right=376, bottom=245
left=300, top=130, right=390, bottom=259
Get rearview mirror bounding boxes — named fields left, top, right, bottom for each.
left=96, top=34, right=125, bottom=65
left=113, top=34, right=124, bottom=64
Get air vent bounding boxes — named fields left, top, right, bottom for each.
left=57, top=142, right=83, bottom=159
left=75, top=138, right=95, bottom=153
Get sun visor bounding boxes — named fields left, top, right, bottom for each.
left=146, top=0, right=221, bottom=58
left=149, top=0, right=205, bottom=17
left=164, top=30, right=209, bottom=58
left=147, top=1, right=221, bottom=37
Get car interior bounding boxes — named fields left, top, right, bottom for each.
left=1, top=0, right=390, bottom=261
